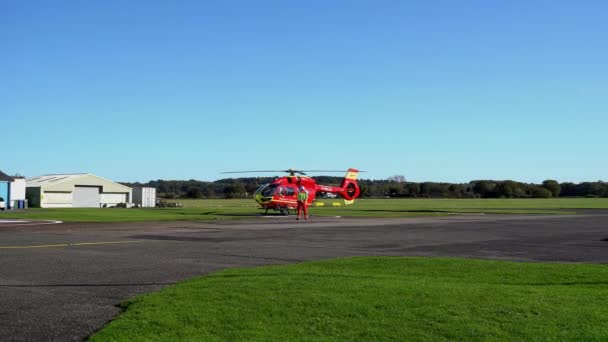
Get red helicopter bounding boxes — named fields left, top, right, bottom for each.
left=222, top=168, right=361, bottom=215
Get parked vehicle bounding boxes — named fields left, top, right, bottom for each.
left=0, top=197, right=5, bottom=211
left=156, top=200, right=183, bottom=208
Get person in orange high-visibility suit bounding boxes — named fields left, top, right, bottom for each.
left=296, top=186, right=309, bottom=220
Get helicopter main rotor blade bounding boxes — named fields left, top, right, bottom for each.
left=221, top=169, right=366, bottom=175
left=299, top=170, right=367, bottom=173
left=222, top=169, right=307, bottom=175
left=221, top=170, right=287, bottom=174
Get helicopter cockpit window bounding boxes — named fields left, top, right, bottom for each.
left=284, top=187, right=295, bottom=196
left=260, top=184, right=279, bottom=197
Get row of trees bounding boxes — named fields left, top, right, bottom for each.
left=357, top=179, right=560, bottom=198
left=123, top=177, right=608, bottom=199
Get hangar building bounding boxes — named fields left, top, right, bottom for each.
left=26, top=174, right=132, bottom=208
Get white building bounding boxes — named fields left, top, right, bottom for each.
left=132, top=187, right=156, bottom=207
left=26, top=174, right=132, bottom=208
left=9, top=177, right=26, bottom=208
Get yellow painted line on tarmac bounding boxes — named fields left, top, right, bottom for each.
left=0, top=240, right=143, bottom=249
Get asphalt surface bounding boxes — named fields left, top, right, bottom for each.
left=1, top=212, right=608, bottom=341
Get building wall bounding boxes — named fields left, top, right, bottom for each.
left=10, top=179, right=26, bottom=200
left=9, top=178, right=26, bottom=208
left=42, top=191, right=73, bottom=208
left=100, top=193, right=128, bottom=206
left=32, top=191, right=131, bottom=208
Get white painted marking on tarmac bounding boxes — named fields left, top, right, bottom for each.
left=0, top=220, right=63, bottom=226
left=0, top=240, right=143, bottom=249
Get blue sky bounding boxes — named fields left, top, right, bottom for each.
left=1, top=1, right=606, bottom=183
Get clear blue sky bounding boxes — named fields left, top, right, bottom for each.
left=2, top=1, right=606, bottom=183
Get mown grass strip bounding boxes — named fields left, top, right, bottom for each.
left=90, top=257, right=608, bottom=341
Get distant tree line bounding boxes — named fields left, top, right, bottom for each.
left=122, top=177, right=608, bottom=199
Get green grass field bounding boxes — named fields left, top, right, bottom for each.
left=89, top=257, right=608, bottom=341
left=1, top=198, right=607, bottom=222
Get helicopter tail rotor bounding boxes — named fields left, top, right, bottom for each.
left=339, top=168, right=361, bottom=201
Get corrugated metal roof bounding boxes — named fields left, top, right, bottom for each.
left=26, top=174, right=89, bottom=187
left=26, top=173, right=131, bottom=193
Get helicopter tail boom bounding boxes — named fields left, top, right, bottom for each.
left=313, top=168, right=361, bottom=201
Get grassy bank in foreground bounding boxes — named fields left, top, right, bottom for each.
left=1, top=198, right=607, bottom=222
left=90, top=257, right=608, bottom=341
